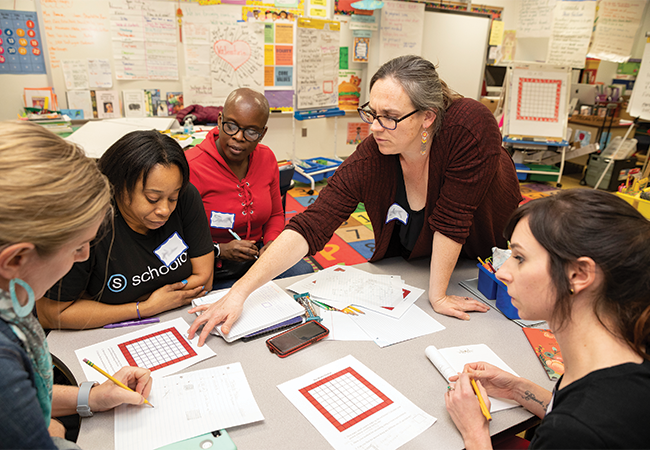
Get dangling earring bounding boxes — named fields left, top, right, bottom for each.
left=569, top=288, right=575, bottom=295
left=420, top=130, right=429, bottom=155
left=9, top=278, right=35, bottom=318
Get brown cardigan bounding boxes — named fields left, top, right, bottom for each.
left=287, top=98, right=522, bottom=261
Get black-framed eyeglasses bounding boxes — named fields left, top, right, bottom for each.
left=221, top=120, right=264, bottom=142
left=357, top=102, right=419, bottom=130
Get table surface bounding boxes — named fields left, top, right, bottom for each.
left=47, top=257, right=555, bottom=450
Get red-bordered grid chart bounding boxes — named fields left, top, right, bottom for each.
left=516, top=78, right=562, bottom=122
left=118, top=328, right=196, bottom=371
left=299, top=367, right=393, bottom=432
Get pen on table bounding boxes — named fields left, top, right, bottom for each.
left=470, top=378, right=492, bottom=421
left=83, top=359, right=154, bottom=408
left=228, top=229, right=258, bottom=259
left=104, top=318, right=160, bottom=329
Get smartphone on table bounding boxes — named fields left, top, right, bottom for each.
left=266, top=321, right=329, bottom=358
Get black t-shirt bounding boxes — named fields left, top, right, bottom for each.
left=530, top=359, right=650, bottom=449
left=394, top=164, right=425, bottom=254
left=47, top=184, right=213, bottom=305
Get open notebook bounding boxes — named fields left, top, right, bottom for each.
left=192, top=282, right=305, bottom=343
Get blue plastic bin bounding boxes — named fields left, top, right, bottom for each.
left=515, top=163, right=530, bottom=181
left=477, top=263, right=498, bottom=300
left=293, top=157, right=342, bottom=184
left=496, top=282, right=520, bottom=319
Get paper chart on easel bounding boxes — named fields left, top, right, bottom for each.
left=278, top=355, right=436, bottom=450
left=75, top=317, right=216, bottom=382
left=505, top=64, right=570, bottom=140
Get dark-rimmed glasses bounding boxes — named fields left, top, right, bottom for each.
left=221, top=121, right=263, bottom=142
left=357, top=102, right=419, bottom=130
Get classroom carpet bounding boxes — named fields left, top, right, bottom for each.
left=287, top=180, right=565, bottom=270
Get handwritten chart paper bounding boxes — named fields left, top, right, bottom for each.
left=517, top=0, right=554, bottom=38
left=546, top=0, right=596, bottom=68
left=210, top=21, right=264, bottom=94
left=278, top=355, right=436, bottom=450
left=296, top=18, right=340, bottom=110
left=109, top=0, right=179, bottom=80
left=115, top=363, right=264, bottom=450
left=379, top=1, right=424, bottom=65
left=588, top=0, right=646, bottom=63
left=75, top=318, right=216, bottom=382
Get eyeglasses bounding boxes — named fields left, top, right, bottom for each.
left=357, top=102, right=419, bottom=130
left=221, top=121, right=263, bottom=142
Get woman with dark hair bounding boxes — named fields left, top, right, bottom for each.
left=445, top=189, right=650, bottom=449
left=188, top=55, right=521, bottom=346
left=37, top=131, right=214, bottom=329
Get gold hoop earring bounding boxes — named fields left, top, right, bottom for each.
left=420, top=130, right=429, bottom=155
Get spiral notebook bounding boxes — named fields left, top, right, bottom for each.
left=192, top=282, right=305, bottom=343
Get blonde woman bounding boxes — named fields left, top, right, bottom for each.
left=0, top=122, right=152, bottom=449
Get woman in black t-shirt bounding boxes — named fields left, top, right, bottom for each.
left=445, top=189, right=650, bottom=449
left=37, top=131, right=214, bottom=329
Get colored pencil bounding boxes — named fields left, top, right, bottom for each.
left=83, top=359, right=154, bottom=408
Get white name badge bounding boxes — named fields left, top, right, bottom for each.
left=210, top=211, right=235, bottom=229
left=154, top=232, right=189, bottom=267
left=385, top=203, right=409, bottom=225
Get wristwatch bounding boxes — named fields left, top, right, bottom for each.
left=77, top=381, right=97, bottom=418
left=214, top=242, right=221, bottom=258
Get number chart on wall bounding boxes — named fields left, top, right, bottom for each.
left=0, top=9, right=46, bottom=74
left=505, top=64, right=571, bottom=140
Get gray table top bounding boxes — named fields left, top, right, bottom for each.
left=47, top=257, right=555, bottom=450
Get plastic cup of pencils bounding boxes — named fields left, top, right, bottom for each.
left=495, top=281, right=520, bottom=319
left=476, top=263, right=498, bottom=300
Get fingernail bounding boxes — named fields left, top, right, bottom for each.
left=182, top=279, right=188, bottom=284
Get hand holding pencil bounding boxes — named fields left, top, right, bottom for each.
left=445, top=372, right=492, bottom=447
left=82, top=359, right=154, bottom=411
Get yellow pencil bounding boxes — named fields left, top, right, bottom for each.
left=347, top=306, right=364, bottom=314
left=470, top=378, right=491, bottom=421
left=83, top=358, right=154, bottom=408
left=342, top=307, right=358, bottom=316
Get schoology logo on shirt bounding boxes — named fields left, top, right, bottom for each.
left=107, top=274, right=127, bottom=293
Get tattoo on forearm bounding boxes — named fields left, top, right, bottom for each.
left=522, top=390, right=546, bottom=409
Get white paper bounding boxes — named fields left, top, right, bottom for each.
left=210, top=21, right=265, bottom=94
left=546, top=1, right=596, bottom=68
left=278, top=355, right=436, bottom=450
left=628, top=41, right=650, bottom=121
left=588, top=0, right=646, bottom=63
left=379, top=1, right=424, bottom=65
left=62, top=59, right=90, bottom=90
left=182, top=76, right=224, bottom=107
left=75, top=318, right=216, bottom=382
left=66, top=90, right=94, bottom=120
left=426, top=344, right=520, bottom=412
left=350, top=305, right=445, bottom=348
left=192, top=282, right=305, bottom=342
left=115, top=363, right=264, bottom=450
left=517, top=0, right=555, bottom=38
left=88, top=59, right=113, bottom=88
left=287, top=265, right=404, bottom=310
left=319, top=310, right=372, bottom=341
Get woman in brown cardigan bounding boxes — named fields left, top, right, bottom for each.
left=189, top=55, right=522, bottom=346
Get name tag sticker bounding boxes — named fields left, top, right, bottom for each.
left=385, top=203, right=409, bottom=225
left=154, top=232, right=189, bottom=267
left=210, top=211, right=235, bottom=229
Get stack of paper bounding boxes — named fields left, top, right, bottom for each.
left=287, top=266, right=445, bottom=348
left=192, top=281, right=306, bottom=342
